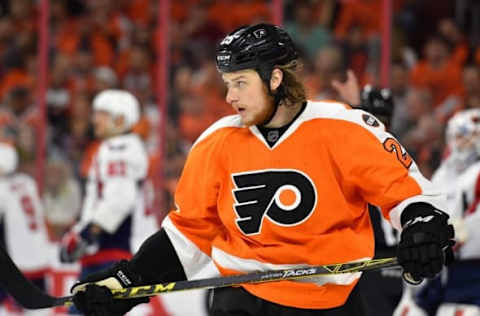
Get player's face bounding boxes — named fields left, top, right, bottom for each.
left=222, top=69, right=274, bottom=126
left=455, top=130, right=480, bottom=153
left=92, top=110, right=115, bottom=138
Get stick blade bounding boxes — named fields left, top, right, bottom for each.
left=0, top=246, right=70, bottom=308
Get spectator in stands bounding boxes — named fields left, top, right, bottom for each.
left=0, top=86, right=38, bottom=166
left=437, top=18, right=469, bottom=66
left=191, top=61, right=232, bottom=119
left=66, top=93, right=94, bottom=167
left=47, top=54, right=73, bottom=147
left=284, top=0, right=331, bottom=60
left=338, top=25, right=370, bottom=84
left=461, top=63, right=480, bottom=109
left=409, top=34, right=463, bottom=109
left=390, top=61, right=410, bottom=136
left=70, top=49, right=95, bottom=95
left=182, top=2, right=224, bottom=47
left=401, top=89, right=443, bottom=177
left=306, top=45, right=346, bottom=100
left=178, top=94, right=215, bottom=144
left=92, top=66, right=118, bottom=94
left=334, top=0, right=382, bottom=41
left=120, top=46, right=153, bottom=98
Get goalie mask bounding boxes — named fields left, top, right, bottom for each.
left=446, top=109, right=480, bottom=171
left=92, top=89, right=140, bottom=132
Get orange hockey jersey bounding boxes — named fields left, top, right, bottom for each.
left=162, top=100, right=446, bottom=309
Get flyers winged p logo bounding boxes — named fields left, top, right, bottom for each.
left=232, top=169, right=317, bottom=235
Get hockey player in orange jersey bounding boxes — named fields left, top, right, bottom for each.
left=69, top=23, right=455, bottom=316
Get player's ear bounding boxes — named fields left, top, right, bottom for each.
left=270, top=68, right=283, bottom=91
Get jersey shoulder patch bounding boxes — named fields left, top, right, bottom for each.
left=304, top=100, right=385, bottom=131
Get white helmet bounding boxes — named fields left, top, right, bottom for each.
left=446, top=109, right=480, bottom=147
left=446, top=109, right=480, bottom=170
left=92, top=89, right=140, bottom=130
left=0, top=143, right=18, bottom=175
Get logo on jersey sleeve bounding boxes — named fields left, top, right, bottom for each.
left=362, top=114, right=380, bottom=127
left=232, top=169, right=317, bottom=235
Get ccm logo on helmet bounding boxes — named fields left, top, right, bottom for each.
left=232, top=169, right=317, bottom=235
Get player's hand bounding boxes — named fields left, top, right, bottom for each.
left=59, top=225, right=99, bottom=263
left=71, top=260, right=149, bottom=316
left=331, top=69, right=361, bottom=106
left=397, top=203, right=455, bottom=284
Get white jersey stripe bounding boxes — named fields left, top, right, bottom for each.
left=162, top=216, right=220, bottom=280
left=211, top=247, right=364, bottom=287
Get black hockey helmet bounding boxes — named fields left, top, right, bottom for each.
left=215, top=23, right=298, bottom=79
left=360, top=85, right=394, bottom=124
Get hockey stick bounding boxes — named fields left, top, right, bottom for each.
left=110, top=257, right=401, bottom=299
left=0, top=246, right=400, bottom=308
left=0, top=245, right=72, bottom=308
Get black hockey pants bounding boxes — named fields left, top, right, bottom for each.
left=209, top=283, right=367, bottom=316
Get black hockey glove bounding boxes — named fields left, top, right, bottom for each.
left=71, top=260, right=149, bottom=316
left=397, top=203, right=455, bottom=284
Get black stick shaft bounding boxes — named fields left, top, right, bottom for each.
left=0, top=249, right=398, bottom=308
left=112, top=257, right=399, bottom=299
left=0, top=246, right=72, bottom=308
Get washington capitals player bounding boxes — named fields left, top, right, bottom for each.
left=59, top=90, right=151, bottom=311
left=0, top=143, right=50, bottom=315
left=394, top=109, right=480, bottom=316
left=419, top=109, right=480, bottom=316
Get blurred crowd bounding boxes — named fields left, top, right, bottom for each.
left=0, top=0, right=479, bottom=242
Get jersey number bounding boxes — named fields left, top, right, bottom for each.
left=383, top=137, right=413, bottom=169
left=20, top=195, right=37, bottom=231
left=108, top=161, right=126, bottom=176
left=232, top=170, right=317, bottom=235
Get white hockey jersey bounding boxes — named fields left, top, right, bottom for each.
left=450, top=161, right=480, bottom=259
left=80, top=133, right=148, bottom=233
left=0, top=173, right=49, bottom=273
left=77, top=132, right=155, bottom=267
left=431, top=155, right=464, bottom=213
left=130, top=178, right=159, bottom=252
